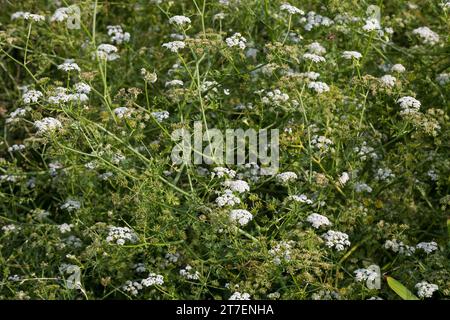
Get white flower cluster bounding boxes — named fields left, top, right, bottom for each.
left=162, top=41, right=186, bottom=53
left=380, top=74, right=396, bottom=88
left=60, top=199, right=81, bottom=212
left=180, top=265, right=200, bottom=280
left=276, top=171, right=297, bottom=184
left=229, top=292, right=251, bottom=300
left=303, top=53, right=326, bottom=63
left=354, top=142, right=378, bottom=161
left=34, top=117, right=62, bottom=135
left=48, top=85, right=89, bottom=104
left=436, top=73, right=450, bottom=85
left=354, top=268, right=378, bottom=283
left=215, top=189, right=241, bottom=207
left=51, top=7, right=70, bottom=22
left=375, top=167, right=395, bottom=181
left=412, top=27, right=440, bottom=45
left=397, top=96, right=421, bottom=115
left=280, top=3, right=304, bottom=15
left=114, top=107, right=133, bottom=119
left=384, top=239, right=415, bottom=256
left=415, top=281, right=438, bottom=298
left=23, top=90, right=43, bottom=104
left=289, top=194, right=313, bottom=204
left=229, top=209, right=253, bottom=226
left=107, top=25, right=130, bottom=44
left=306, top=213, right=331, bottom=229
left=8, top=144, right=26, bottom=152
left=269, top=241, right=294, bottom=265
left=302, top=11, right=334, bottom=31
left=106, top=226, right=138, bottom=245
left=6, top=108, right=27, bottom=124
left=151, top=111, right=170, bottom=122
left=141, top=273, right=164, bottom=287
left=94, top=44, right=120, bottom=61
left=165, top=80, right=184, bottom=87
left=354, top=182, right=373, bottom=193
left=338, top=172, right=350, bottom=185
left=308, top=42, right=326, bottom=55
left=298, top=71, right=320, bottom=80
left=416, top=241, right=438, bottom=254
left=342, top=51, right=362, bottom=60
left=311, top=135, right=334, bottom=151
left=322, top=230, right=351, bottom=251
left=308, top=81, right=330, bottom=93
left=225, top=33, right=247, bottom=49
left=169, top=15, right=191, bottom=26
left=261, top=89, right=290, bottom=106
left=58, top=223, right=73, bottom=234
left=211, top=167, right=236, bottom=179
left=122, top=280, right=143, bottom=296
left=223, top=180, right=250, bottom=193
left=11, top=11, right=45, bottom=22
left=57, top=59, right=81, bottom=72
left=391, top=64, right=406, bottom=73
left=362, top=18, right=381, bottom=32
left=2, top=224, right=18, bottom=233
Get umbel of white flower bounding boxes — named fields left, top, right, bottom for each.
left=225, top=33, right=247, bottom=50
left=229, top=209, right=253, bottom=226
left=306, top=213, right=331, bottom=229
left=280, top=3, right=304, bottom=15
left=34, top=117, right=62, bottom=135
left=162, top=41, right=186, bottom=53
left=169, top=15, right=191, bottom=26
left=322, top=230, right=351, bottom=251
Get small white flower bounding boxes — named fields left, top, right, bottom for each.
left=215, top=190, right=241, bottom=207
left=280, top=3, right=304, bottom=15
left=397, top=96, right=421, bottom=115
left=34, top=117, right=62, bottom=135
left=308, top=81, right=330, bottom=93
left=362, top=18, right=381, bottom=32
left=269, top=241, right=294, bottom=265
left=11, top=12, right=45, bottom=22
left=229, top=292, right=251, bottom=300
left=384, top=239, right=415, bottom=256
left=223, top=180, right=250, bottom=193
left=289, top=194, right=313, bottom=204
left=415, top=281, right=438, bottom=298
left=74, top=82, right=91, bottom=94
left=151, top=111, right=170, bottom=122
left=141, top=273, right=164, bottom=286
left=212, top=167, right=236, bottom=179
left=307, top=42, right=326, bottom=55
left=162, top=41, right=186, bottom=53
left=338, top=172, right=350, bottom=185
left=225, top=33, right=247, bottom=50
left=8, top=144, right=26, bottom=152
left=276, top=171, right=297, bottom=184
left=342, top=51, right=362, bottom=60
left=380, top=74, right=397, bottom=88
left=229, top=209, right=253, bottom=226
left=180, top=265, right=200, bottom=280
left=169, top=15, right=191, bottom=26
left=23, top=90, right=43, bottom=104
left=58, top=59, right=81, bottom=72
left=51, top=7, right=70, bottom=22
left=306, top=213, right=331, bottom=229
left=94, top=44, right=120, bottom=61
left=58, top=223, right=73, bottom=234
left=416, top=241, right=438, bottom=254
left=60, top=199, right=81, bottom=212
left=107, top=25, right=130, bottom=44
left=391, top=64, right=406, bottom=73
left=436, top=73, right=450, bottom=86
left=106, top=226, right=138, bottom=245
left=412, top=27, right=440, bottom=45
left=165, top=80, right=184, bottom=87
left=322, top=230, right=351, bottom=251
left=303, top=53, right=326, bottom=63
left=114, top=107, right=133, bottom=119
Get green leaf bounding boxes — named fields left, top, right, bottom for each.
left=386, top=276, right=419, bottom=300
